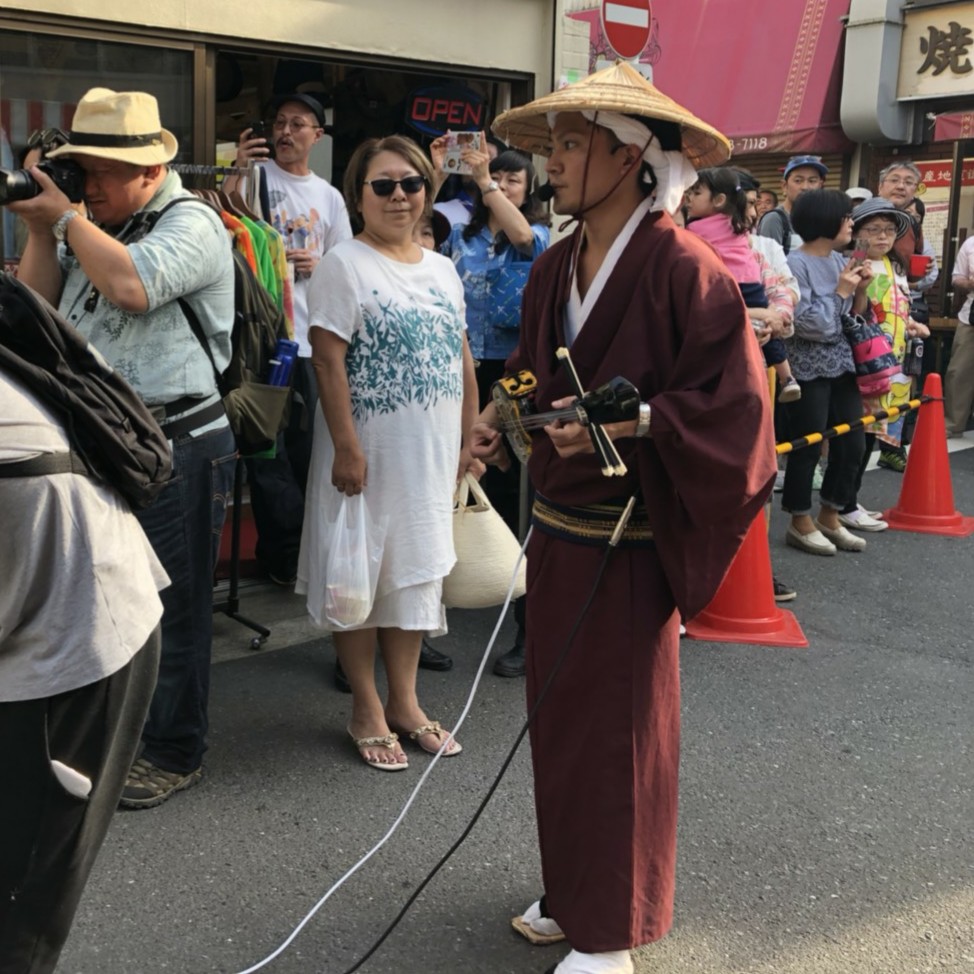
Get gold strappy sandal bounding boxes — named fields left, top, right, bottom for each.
left=347, top=727, right=409, bottom=772
left=400, top=721, right=462, bottom=757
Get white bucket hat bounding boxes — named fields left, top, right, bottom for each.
left=46, top=88, right=178, bottom=166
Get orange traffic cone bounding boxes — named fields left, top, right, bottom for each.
left=685, top=512, right=807, bottom=648
left=883, top=373, right=974, bottom=537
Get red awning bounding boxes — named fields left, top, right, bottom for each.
left=932, top=111, right=974, bottom=142
left=569, top=0, right=852, bottom=155
left=653, top=0, right=851, bottom=154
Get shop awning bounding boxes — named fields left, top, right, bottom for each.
left=652, top=0, right=852, bottom=154
left=568, top=0, right=852, bottom=155
left=932, top=110, right=974, bottom=142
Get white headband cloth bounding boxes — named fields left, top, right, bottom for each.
left=547, top=109, right=698, bottom=216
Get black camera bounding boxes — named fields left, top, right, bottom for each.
left=0, top=158, right=86, bottom=206
left=249, top=120, right=274, bottom=160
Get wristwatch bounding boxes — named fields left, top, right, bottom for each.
left=52, top=209, right=79, bottom=243
left=635, top=402, right=652, bottom=438
left=482, top=180, right=501, bottom=196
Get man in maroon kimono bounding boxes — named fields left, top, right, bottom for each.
left=472, top=63, right=777, bottom=974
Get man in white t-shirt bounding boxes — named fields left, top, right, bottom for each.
left=231, top=93, right=353, bottom=587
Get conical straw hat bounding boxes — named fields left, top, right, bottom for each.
left=492, top=61, right=731, bottom=169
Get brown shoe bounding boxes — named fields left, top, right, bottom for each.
left=119, top=757, right=202, bottom=809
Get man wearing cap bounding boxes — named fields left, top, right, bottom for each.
left=471, top=63, right=776, bottom=974
left=228, top=93, right=352, bottom=592
left=10, top=87, right=237, bottom=809
left=757, top=154, right=828, bottom=256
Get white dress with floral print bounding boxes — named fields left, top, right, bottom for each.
left=297, top=240, right=466, bottom=631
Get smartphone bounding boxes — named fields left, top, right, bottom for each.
left=851, top=239, right=868, bottom=266
left=249, top=120, right=274, bottom=159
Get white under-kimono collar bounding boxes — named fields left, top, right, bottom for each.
left=565, top=195, right=656, bottom=347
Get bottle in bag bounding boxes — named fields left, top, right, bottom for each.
left=904, top=337, right=924, bottom=377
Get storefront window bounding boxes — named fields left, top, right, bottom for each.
left=1, top=30, right=192, bottom=262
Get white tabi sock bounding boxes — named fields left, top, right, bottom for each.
left=553, top=949, right=634, bottom=974
left=520, top=899, right=564, bottom=938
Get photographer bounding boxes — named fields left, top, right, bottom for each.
left=9, top=87, right=236, bottom=809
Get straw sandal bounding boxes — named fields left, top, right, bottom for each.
left=511, top=898, right=565, bottom=945
left=347, top=728, right=408, bottom=772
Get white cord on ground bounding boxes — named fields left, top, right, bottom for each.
left=232, top=528, right=532, bottom=974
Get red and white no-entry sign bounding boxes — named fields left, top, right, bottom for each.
left=601, top=0, right=653, bottom=60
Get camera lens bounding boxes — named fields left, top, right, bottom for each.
left=0, top=168, right=41, bottom=205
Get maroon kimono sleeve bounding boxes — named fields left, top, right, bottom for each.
left=640, top=240, right=778, bottom=618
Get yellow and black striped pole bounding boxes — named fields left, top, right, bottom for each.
left=775, top=397, right=926, bottom=456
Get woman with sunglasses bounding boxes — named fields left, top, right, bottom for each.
left=297, top=135, right=480, bottom=771
left=435, top=139, right=550, bottom=676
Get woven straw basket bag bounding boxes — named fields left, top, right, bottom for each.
left=442, top=473, right=527, bottom=609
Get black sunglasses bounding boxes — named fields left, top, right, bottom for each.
left=364, top=176, right=426, bottom=197
left=27, top=127, right=69, bottom=152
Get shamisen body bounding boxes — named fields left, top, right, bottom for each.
left=470, top=62, right=778, bottom=974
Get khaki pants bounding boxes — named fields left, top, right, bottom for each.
left=945, top=321, right=974, bottom=434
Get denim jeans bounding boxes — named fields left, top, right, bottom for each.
left=781, top=373, right=865, bottom=516
left=135, top=424, right=236, bottom=773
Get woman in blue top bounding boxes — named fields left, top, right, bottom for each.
left=441, top=146, right=550, bottom=675
left=441, top=148, right=551, bottom=371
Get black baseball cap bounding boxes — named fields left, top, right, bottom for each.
left=270, top=92, right=326, bottom=128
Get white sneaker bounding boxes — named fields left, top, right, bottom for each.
left=511, top=899, right=565, bottom=944
left=838, top=506, right=888, bottom=532
left=551, top=949, right=634, bottom=974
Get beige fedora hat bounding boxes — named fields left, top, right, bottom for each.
left=46, top=88, right=178, bottom=165
left=492, top=61, right=730, bottom=169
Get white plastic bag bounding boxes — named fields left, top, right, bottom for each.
left=324, top=494, right=386, bottom=629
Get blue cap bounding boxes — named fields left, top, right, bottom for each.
left=783, top=155, right=829, bottom=179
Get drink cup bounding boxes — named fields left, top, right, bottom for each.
left=909, top=253, right=932, bottom=278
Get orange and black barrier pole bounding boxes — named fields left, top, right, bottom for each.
left=775, top=397, right=926, bottom=455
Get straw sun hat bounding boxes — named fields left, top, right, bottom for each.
left=46, top=88, right=178, bottom=166
left=492, top=61, right=730, bottom=169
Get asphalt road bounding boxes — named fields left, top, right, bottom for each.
left=56, top=445, right=974, bottom=974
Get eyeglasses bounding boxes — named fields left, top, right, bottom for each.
left=882, top=176, right=918, bottom=188
left=272, top=117, right=318, bottom=132
left=858, top=225, right=898, bottom=238
left=364, top=176, right=426, bottom=196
